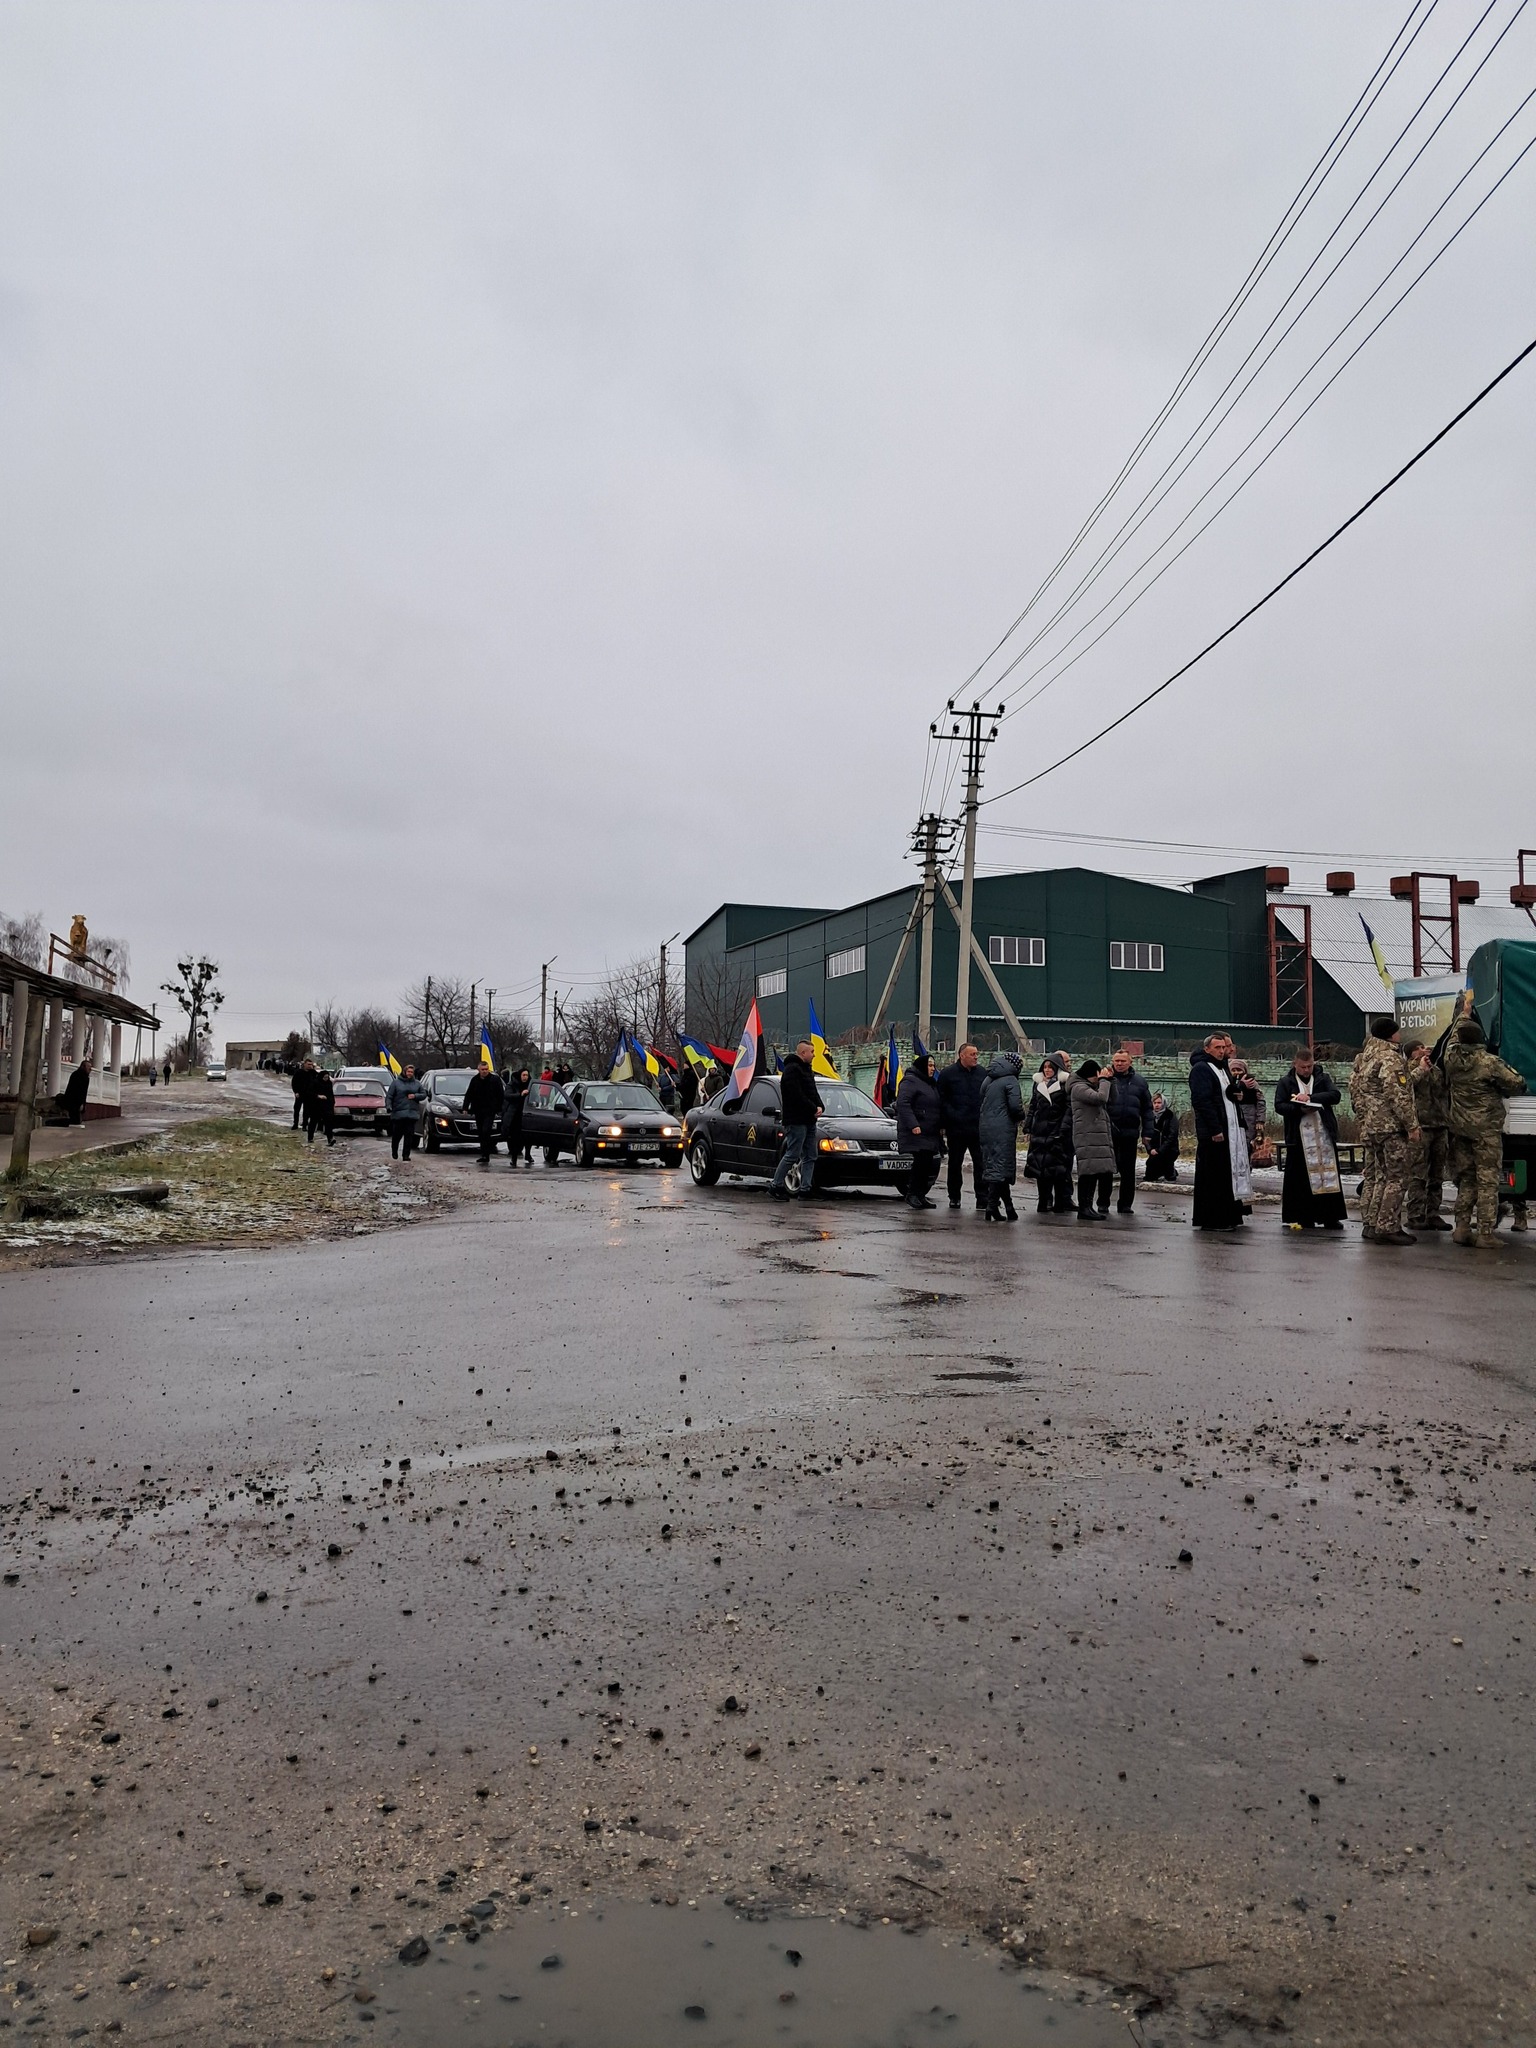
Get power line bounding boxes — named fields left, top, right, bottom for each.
left=976, top=823, right=1520, bottom=865
left=980, top=330, right=1536, bottom=807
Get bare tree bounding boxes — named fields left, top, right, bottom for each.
left=310, top=1001, right=347, bottom=1060
left=685, top=950, right=753, bottom=1049
left=401, top=976, right=471, bottom=1064
left=160, top=957, right=224, bottom=1072
left=0, top=911, right=45, bottom=967
left=95, top=933, right=130, bottom=993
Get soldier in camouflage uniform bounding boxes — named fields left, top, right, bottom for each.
left=1443, top=1018, right=1524, bottom=1247
left=1350, top=1017, right=1420, bottom=1245
left=1402, top=1039, right=1452, bottom=1231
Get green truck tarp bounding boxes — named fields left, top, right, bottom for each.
left=1469, top=938, right=1536, bottom=1090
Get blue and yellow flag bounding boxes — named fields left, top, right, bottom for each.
left=1360, top=916, right=1395, bottom=997
left=627, top=1033, right=662, bottom=1083
left=886, top=1025, right=903, bottom=1104
left=912, top=1030, right=929, bottom=1062
left=807, top=1000, right=839, bottom=1079
left=607, top=1037, right=634, bottom=1081
left=678, top=1034, right=718, bottom=1076
left=378, top=1042, right=402, bottom=1077
left=478, top=1024, right=495, bottom=1070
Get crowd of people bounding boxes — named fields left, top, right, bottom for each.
left=877, top=1025, right=1525, bottom=1241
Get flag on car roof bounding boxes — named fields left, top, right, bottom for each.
left=723, top=1000, right=764, bottom=1103
left=807, top=1000, right=839, bottom=1079
left=378, top=1042, right=402, bottom=1077
left=1360, top=916, right=1395, bottom=997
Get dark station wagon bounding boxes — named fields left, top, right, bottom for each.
left=683, top=1075, right=912, bottom=1194
left=522, top=1079, right=685, bottom=1169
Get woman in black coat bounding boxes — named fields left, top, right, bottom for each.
left=895, top=1055, right=944, bottom=1212
left=1144, top=1093, right=1181, bottom=1181
left=501, top=1068, right=532, bottom=1167
left=1022, top=1058, right=1074, bottom=1214
left=1273, top=1051, right=1346, bottom=1228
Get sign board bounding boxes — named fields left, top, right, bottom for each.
left=1393, top=974, right=1466, bottom=1046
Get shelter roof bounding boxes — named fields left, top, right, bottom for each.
left=0, top=948, right=160, bottom=1028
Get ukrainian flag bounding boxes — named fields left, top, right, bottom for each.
left=608, top=1037, right=635, bottom=1081
left=629, top=1033, right=662, bottom=1083
left=478, top=1024, right=495, bottom=1070
left=807, top=1000, right=839, bottom=1079
left=678, top=1034, right=717, bottom=1076
left=912, top=1030, right=929, bottom=1062
left=378, top=1043, right=402, bottom=1077
left=1359, top=916, right=1395, bottom=997
left=886, top=1025, right=903, bottom=1103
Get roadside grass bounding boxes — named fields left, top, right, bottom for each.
left=1, top=1116, right=443, bottom=1262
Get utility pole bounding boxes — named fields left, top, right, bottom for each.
left=539, top=958, right=556, bottom=1066
left=422, top=976, right=433, bottom=1063
left=909, top=813, right=953, bottom=1047
left=469, top=982, right=478, bottom=1050
left=657, top=931, right=679, bottom=1052
left=941, top=701, right=1002, bottom=1046
left=486, top=988, right=496, bottom=1046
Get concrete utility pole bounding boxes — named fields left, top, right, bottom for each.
left=657, top=932, right=679, bottom=1052
left=3, top=987, right=47, bottom=1192
left=911, top=813, right=952, bottom=1047
left=946, top=701, right=1002, bottom=1047
left=539, top=958, right=556, bottom=1065
left=468, top=982, right=478, bottom=1049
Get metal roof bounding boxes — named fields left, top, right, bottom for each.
left=1271, top=893, right=1536, bottom=1014
left=0, top=948, right=160, bottom=1028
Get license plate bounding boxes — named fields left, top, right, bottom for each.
left=629, top=1141, right=659, bottom=1152
left=879, top=1155, right=912, bottom=1172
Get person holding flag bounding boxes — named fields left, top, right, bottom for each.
left=378, top=1042, right=402, bottom=1078
left=770, top=1036, right=824, bottom=1202
left=464, top=1031, right=505, bottom=1166
left=807, top=1001, right=840, bottom=1080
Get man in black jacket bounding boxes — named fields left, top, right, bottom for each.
left=1105, top=1049, right=1155, bottom=1213
left=464, top=1064, right=506, bottom=1166
left=305, top=1066, right=336, bottom=1146
left=935, top=1042, right=986, bottom=1210
left=770, top=1040, right=823, bottom=1202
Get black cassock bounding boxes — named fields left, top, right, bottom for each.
left=1274, top=1067, right=1348, bottom=1227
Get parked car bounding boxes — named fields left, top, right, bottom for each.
left=683, top=1074, right=911, bottom=1193
left=332, top=1066, right=391, bottom=1135
left=521, top=1077, right=684, bottom=1168
left=206, top=1060, right=226, bottom=1081
left=417, top=1069, right=481, bottom=1150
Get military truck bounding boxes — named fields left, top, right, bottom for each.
left=1467, top=937, right=1536, bottom=1204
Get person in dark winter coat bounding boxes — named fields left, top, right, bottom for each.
left=771, top=1040, right=824, bottom=1201
left=1023, top=1059, right=1075, bottom=1212
left=1144, top=1093, right=1181, bottom=1181
left=1070, top=1061, right=1115, bottom=1218
left=56, top=1058, right=92, bottom=1124
left=1105, top=1049, right=1155, bottom=1213
left=935, top=1043, right=987, bottom=1210
left=501, top=1068, right=531, bottom=1166
left=677, top=1061, right=699, bottom=1117
left=1273, top=1050, right=1346, bottom=1229
left=977, top=1051, right=1025, bottom=1221
left=386, top=1065, right=426, bottom=1159
left=305, top=1067, right=335, bottom=1146
left=895, top=1054, right=944, bottom=1210
left=291, top=1061, right=307, bottom=1129
left=1189, top=1034, right=1251, bottom=1229
left=464, top=1064, right=505, bottom=1165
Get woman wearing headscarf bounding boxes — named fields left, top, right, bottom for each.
left=1022, top=1057, right=1075, bottom=1214
left=1069, top=1060, right=1116, bottom=1219
left=977, top=1050, right=1026, bottom=1222
left=895, top=1053, right=945, bottom=1212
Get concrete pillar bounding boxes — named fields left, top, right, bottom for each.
left=3, top=980, right=26, bottom=1093
left=45, top=1000, right=65, bottom=1097
left=110, top=1021, right=121, bottom=1074
left=5, top=986, right=47, bottom=1186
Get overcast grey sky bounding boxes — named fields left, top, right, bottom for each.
left=2, top=2, right=1532, bottom=1049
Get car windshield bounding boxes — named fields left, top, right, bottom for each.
left=340, top=1069, right=385, bottom=1085
left=817, top=1084, right=883, bottom=1118
left=579, top=1085, right=659, bottom=1111
left=432, top=1071, right=476, bottom=1104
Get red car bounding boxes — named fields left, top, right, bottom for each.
left=331, top=1067, right=390, bottom=1135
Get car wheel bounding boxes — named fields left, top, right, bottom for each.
left=424, top=1123, right=440, bottom=1153
left=783, top=1158, right=803, bottom=1195
left=578, top=1142, right=597, bottom=1169
left=542, top=1145, right=560, bottom=1167
left=688, top=1137, right=720, bottom=1186
left=661, top=1149, right=683, bottom=1169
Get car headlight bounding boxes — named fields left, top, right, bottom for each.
left=660, top=1125, right=678, bottom=1137
left=600, top=1125, right=624, bottom=1138
left=819, top=1136, right=860, bottom=1153
left=434, top=1115, right=451, bottom=1127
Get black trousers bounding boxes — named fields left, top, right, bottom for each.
left=305, top=1105, right=333, bottom=1145
left=945, top=1130, right=984, bottom=1204
left=389, top=1117, right=417, bottom=1159
left=1112, top=1131, right=1141, bottom=1211
left=908, top=1152, right=941, bottom=1199
left=292, top=1096, right=303, bottom=1128
left=502, top=1115, right=526, bottom=1162
left=1144, top=1142, right=1179, bottom=1182
left=475, top=1115, right=499, bottom=1163
left=1077, top=1170, right=1113, bottom=1215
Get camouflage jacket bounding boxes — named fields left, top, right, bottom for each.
left=1350, top=1038, right=1416, bottom=1140
left=1410, top=1060, right=1449, bottom=1129
left=1443, top=1042, right=1525, bottom=1140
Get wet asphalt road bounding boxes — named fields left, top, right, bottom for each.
left=1, top=1160, right=1533, bottom=2045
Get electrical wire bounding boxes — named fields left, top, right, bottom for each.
left=976, top=823, right=1519, bottom=865
left=979, top=330, right=1536, bottom=807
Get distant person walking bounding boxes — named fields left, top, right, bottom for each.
left=1351, top=1018, right=1419, bottom=1245
left=305, top=1066, right=335, bottom=1146
left=1105, top=1048, right=1154, bottom=1213
left=770, top=1038, right=824, bottom=1202
left=501, top=1068, right=531, bottom=1167
left=1273, top=1048, right=1347, bottom=1230
left=162, top=1059, right=172, bottom=1086
left=936, top=1042, right=987, bottom=1211
left=1443, top=1018, right=1523, bottom=1247
left=54, top=1057, right=92, bottom=1125
left=1188, top=1033, right=1250, bottom=1230
left=895, top=1052, right=944, bottom=1211
left=291, top=1061, right=310, bottom=1130
left=1022, top=1057, right=1075, bottom=1214
left=1070, top=1060, right=1116, bottom=1220
left=977, top=1050, right=1025, bottom=1222
left=386, top=1064, right=425, bottom=1159
left=1144, top=1092, right=1180, bottom=1181
left=465, top=1063, right=505, bottom=1166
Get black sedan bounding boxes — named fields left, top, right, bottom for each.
left=683, top=1074, right=912, bottom=1193
left=417, top=1069, right=480, bottom=1151
left=522, top=1078, right=685, bottom=1168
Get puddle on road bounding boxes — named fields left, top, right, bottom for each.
left=368, top=1898, right=1127, bottom=2047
